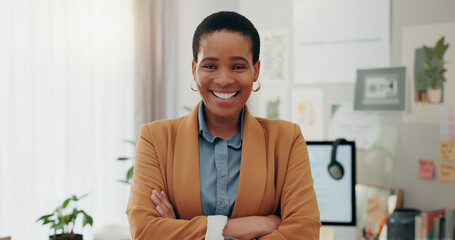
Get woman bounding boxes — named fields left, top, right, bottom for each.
left=126, top=11, right=320, bottom=239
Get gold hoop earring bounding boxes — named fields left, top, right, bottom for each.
left=190, top=79, right=198, bottom=92
left=252, top=81, right=261, bottom=92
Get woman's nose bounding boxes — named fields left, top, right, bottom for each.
left=214, top=68, right=234, bottom=86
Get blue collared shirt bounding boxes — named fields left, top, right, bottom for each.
left=198, top=101, right=244, bottom=218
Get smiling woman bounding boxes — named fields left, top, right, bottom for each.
left=126, top=11, right=321, bottom=240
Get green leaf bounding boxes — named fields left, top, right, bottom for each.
left=437, top=60, right=449, bottom=66
left=435, top=37, right=447, bottom=59
left=37, top=213, right=54, bottom=222
left=436, top=36, right=444, bottom=48
left=42, top=219, right=55, bottom=225
left=117, top=157, right=130, bottom=161
left=62, top=197, right=72, bottom=208
left=127, top=166, right=134, bottom=180
left=182, top=106, right=193, bottom=112
left=422, top=61, right=431, bottom=70
left=76, top=193, right=89, bottom=201
left=81, top=211, right=94, bottom=227
left=423, top=46, right=433, bottom=60
left=123, top=139, right=137, bottom=145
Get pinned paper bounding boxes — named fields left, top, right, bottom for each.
left=366, top=195, right=383, bottom=222
left=440, top=141, right=455, bottom=160
left=439, top=163, right=455, bottom=182
left=418, top=159, right=435, bottom=179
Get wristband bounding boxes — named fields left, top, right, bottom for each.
left=205, top=215, right=228, bottom=240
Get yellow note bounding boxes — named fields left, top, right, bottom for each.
left=440, top=141, right=455, bottom=160
left=366, top=195, right=383, bottom=222
left=439, top=162, right=455, bottom=182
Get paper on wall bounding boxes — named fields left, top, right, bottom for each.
left=291, top=88, right=323, bottom=140
left=439, top=162, right=455, bottom=182
left=259, top=29, right=289, bottom=83
left=418, top=159, right=435, bottom=179
left=440, top=104, right=455, bottom=142
left=293, top=0, right=390, bottom=83
left=440, top=141, right=455, bottom=160
left=329, top=102, right=379, bottom=149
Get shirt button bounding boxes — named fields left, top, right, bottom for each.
left=219, top=171, right=226, bottom=177
left=220, top=201, right=227, bottom=208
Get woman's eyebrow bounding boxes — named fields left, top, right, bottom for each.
left=200, top=57, right=218, bottom=63
left=229, top=56, right=249, bottom=63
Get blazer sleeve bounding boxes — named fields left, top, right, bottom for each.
left=259, top=124, right=321, bottom=240
left=126, top=124, right=207, bottom=240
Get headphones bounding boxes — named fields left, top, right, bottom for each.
left=328, top=138, right=346, bottom=180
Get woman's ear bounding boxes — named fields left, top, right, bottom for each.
left=253, top=60, right=261, bottom=82
left=192, top=61, right=197, bottom=79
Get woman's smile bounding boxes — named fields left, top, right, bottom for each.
left=211, top=91, right=238, bottom=100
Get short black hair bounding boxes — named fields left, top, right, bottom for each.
left=192, top=11, right=260, bottom=65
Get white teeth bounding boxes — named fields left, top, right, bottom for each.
left=213, top=91, right=237, bottom=99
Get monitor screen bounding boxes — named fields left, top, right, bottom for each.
left=306, top=141, right=356, bottom=226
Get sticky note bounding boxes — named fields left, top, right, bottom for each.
left=418, top=159, right=434, bottom=179
left=439, top=162, right=455, bottom=182
left=440, top=141, right=455, bottom=160
left=366, top=195, right=383, bottom=221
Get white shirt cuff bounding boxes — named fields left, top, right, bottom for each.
left=205, top=215, right=228, bottom=240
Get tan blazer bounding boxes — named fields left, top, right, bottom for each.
left=126, top=104, right=321, bottom=239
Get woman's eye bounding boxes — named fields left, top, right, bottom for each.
left=232, top=66, right=246, bottom=70
left=203, top=65, right=216, bottom=70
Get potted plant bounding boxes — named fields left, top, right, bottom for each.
left=36, top=194, right=93, bottom=240
left=117, top=139, right=136, bottom=185
left=421, top=36, right=449, bottom=103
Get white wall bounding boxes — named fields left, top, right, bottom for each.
left=175, top=0, right=455, bottom=211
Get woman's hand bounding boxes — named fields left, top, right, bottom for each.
left=150, top=190, right=281, bottom=238
left=223, top=214, right=281, bottom=239
left=150, top=190, right=176, bottom=219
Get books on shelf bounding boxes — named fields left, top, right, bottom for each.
left=421, top=208, right=446, bottom=240
left=446, top=208, right=454, bottom=240
left=416, top=207, right=455, bottom=240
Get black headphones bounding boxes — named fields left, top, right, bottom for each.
left=328, top=138, right=346, bottom=180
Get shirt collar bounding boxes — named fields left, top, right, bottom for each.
left=198, top=101, right=244, bottom=149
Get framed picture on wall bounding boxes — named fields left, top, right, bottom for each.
left=354, top=66, right=407, bottom=112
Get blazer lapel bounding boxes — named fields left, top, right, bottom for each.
left=231, top=105, right=267, bottom=218
left=173, top=103, right=203, bottom=219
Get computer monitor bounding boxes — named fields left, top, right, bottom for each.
left=306, top=140, right=356, bottom=226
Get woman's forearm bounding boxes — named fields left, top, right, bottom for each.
left=150, top=190, right=281, bottom=240
left=223, top=215, right=281, bottom=240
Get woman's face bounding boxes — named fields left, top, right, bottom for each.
left=192, top=30, right=260, bottom=121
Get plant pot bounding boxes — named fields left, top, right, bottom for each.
left=49, top=234, right=83, bottom=240
left=428, top=87, right=442, bottom=103
left=415, top=90, right=428, bottom=103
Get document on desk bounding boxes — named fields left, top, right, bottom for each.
left=293, top=0, right=390, bottom=83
